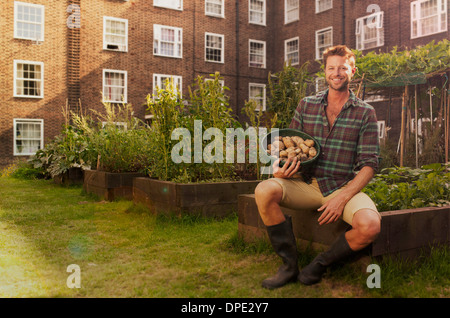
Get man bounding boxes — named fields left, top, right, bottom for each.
left=254, top=45, right=381, bottom=289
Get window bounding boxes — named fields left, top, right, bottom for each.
left=411, top=0, right=447, bottom=38
left=103, top=70, right=127, bottom=103
left=13, top=119, right=43, bottom=156
left=103, top=17, right=128, bottom=52
left=249, top=40, right=266, bottom=68
left=377, top=121, right=386, bottom=139
left=249, top=0, right=266, bottom=25
left=153, top=0, right=182, bottom=11
left=205, top=0, right=224, bottom=18
left=356, top=11, right=384, bottom=50
left=315, top=77, right=327, bottom=93
left=285, top=37, right=299, bottom=65
left=249, top=84, right=266, bottom=111
left=153, top=74, right=182, bottom=97
left=205, top=33, right=224, bottom=63
left=285, top=0, right=299, bottom=24
left=14, top=1, right=44, bottom=41
left=315, top=27, right=333, bottom=60
left=316, top=0, right=332, bottom=13
left=153, top=24, right=183, bottom=58
left=14, top=60, right=44, bottom=98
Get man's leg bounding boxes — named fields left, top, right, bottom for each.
left=345, top=208, right=381, bottom=251
left=299, top=192, right=381, bottom=286
left=254, top=180, right=299, bottom=289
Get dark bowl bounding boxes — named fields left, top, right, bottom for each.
left=261, top=128, right=321, bottom=169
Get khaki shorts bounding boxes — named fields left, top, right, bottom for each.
left=269, top=177, right=380, bottom=225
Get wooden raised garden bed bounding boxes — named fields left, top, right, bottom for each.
left=133, top=177, right=260, bottom=218
left=83, top=170, right=145, bottom=201
left=238, top=194, right=449, bottom=259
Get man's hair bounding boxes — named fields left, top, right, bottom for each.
left=323, top=45, right=356, bottom=68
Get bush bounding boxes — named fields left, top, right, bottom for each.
left=146, top=73, right=242, bottom=182
left=363, top=163, right=450, bottom=211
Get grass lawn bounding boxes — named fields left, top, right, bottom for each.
left=0, top=176, right=448, bottom=298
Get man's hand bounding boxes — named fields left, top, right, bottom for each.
left=272, top=157, right=301, bottom=179
left=317, top=195, right=347, bottom=225
left=317, top=166, right=376, bottom=225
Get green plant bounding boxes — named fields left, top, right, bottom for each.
left=146, top=73, right=241, bottom=182
left=145, top=77, right=187, bottom=180
left=29, top=124, right=96, bottom=178
left=363, top=163, right=450, bottom=211
left=266, top=61, right=310, bottom=128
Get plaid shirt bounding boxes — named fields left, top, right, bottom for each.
left=290, top=89, right=380, bottom=196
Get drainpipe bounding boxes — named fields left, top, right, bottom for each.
left=235, top=0, right=240, bottom=116
left=342, top=0, right=346, bottom=44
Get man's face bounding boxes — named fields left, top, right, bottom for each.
left=324, top=55, right=356, bottom=92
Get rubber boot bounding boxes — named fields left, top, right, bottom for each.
left=261, top=215, right=299, bottom=289
left=298, top=231, right=354, bottom=285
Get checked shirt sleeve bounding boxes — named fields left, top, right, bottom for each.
left=354, top=107, right=380, bottom=173
left=289, top=100, right=304, bottom=130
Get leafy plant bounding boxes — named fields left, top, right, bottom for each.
left=29, top=124, right=96, bottom=178
left=266, top=61, right=310, bottom=128
left=363, top=163, right=450, bottom=211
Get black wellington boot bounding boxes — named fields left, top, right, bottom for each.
left=261, top=215, right=299, bottom=289
left=298, top=231, right=354, bottom=285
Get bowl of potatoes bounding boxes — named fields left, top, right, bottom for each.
left=261, top=128, right=321, bottom=169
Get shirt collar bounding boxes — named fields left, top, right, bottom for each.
left=317, top=88, right=358, bottom=109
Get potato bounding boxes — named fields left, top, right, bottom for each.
left=282, top=137, right=296, bottom=148
left=288, top=151, right=297, bottom=158
left=291, top=136, right=304, bottom=146
left=272, top=140, right=285, bottom=150
left=299, top=143, right=310, bottom=154
left=268, top=135, right=317, bottom=164
left=304, top=139, right=315, bottom=147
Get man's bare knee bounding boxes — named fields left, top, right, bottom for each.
left=255, top=180, right=283, bottom=206
left=352, top=209, right=381, bottom=243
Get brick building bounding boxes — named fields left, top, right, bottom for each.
left=0, top=0, right=448, bottom=167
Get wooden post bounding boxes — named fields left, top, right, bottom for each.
left=400, top=86, right=408, bottom=167
left=415, top=85, right=419, bottom=168
left=446, top=88, right=449, bottom=165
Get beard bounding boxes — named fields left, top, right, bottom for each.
left=326, top=76, right=350, bottom=92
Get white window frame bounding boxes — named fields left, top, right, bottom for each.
left=411, top=0, right=447, bottom=39
left=249, top=40, right=266, bottom=69
left=249, top=0, right=266, bottom=26
left=103, top=16, right=128, bottom=52
left=377, top=120, right=386, bottom=140
left=14, top=1, right=45, bottom=41
left=249, top=83, right=266, bottom=112
left=13, top=118, right=44, bottom=156
left=205, top=0, right=225, bottom=18
left=153, top=0, right=183, bottom=11
left=315, top=27, right=333, bottom=60
left=205, top=33, right=224, bottom=63
left=14, top=60, right=44, bottom=98
left=315, top=77, right=327, bottom=93
left=315, top=0, right=333, bottom=13
left=102, top=69, right=127, bottom=103
left=356, top=11, right=384, bottom=50
left=153, top=24, right=183, bottom=58
left=153, top=74, right=183, bottom=98
left=285, top=0, right=299, bottom=24
left=284, top=37, right=299, bottom=65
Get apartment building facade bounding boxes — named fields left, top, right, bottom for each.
left=0, top=0, right=448, bottom=167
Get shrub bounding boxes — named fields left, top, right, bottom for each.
left=146, top=73, right=242, bottom=182
left=29, top=124, right=96, bottom=178
left=363, top=163, right=450, bottom=211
